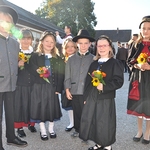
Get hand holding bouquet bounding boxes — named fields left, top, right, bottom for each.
left=88, top=70, right=106, bottom=93
left=136, top=53, right=150, bottom=71
left=18, top=52, right=31, bottom=70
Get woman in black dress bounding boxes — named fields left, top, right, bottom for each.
left=79, top=35, right=124, bottom=150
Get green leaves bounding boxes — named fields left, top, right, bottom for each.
left=35, top=0, right=97, bottom=36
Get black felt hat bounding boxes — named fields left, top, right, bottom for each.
left=72, top=29, right=95, bottom=42
left=139, top=16, right=150, bottom=29
left=0, top=5, right=18, bottom=25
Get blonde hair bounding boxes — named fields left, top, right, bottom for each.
left=36, top=34, right=59, bottom=58
left=94, top=36, right=114, bottom=60
left=62, top=38, right=77, bottom=57
left=134, top=20, right=150, bottom=48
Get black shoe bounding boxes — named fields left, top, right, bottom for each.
left=133, top=134, right=143, bottom=142
left=88, top=144, right=103, bottom=150
left=40, top=132, right=48, bottom=141
left=103, top=148, right=112, bottom=150
left=50, top=132, right=57, bottom=138
left=17, top=128, right=26, bottom=138
left=7, top=136, right=27, bottom=147
left=65, top=126, right=74, bottom=132
left=142, top=138, right=150, bottom=144
left=28, top=125, right=37, bottom=132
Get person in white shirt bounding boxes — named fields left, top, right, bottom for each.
left=55, top=25, right=73, bottom=45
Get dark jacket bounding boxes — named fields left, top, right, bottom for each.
left=83, top=58, right=124, bottom=100
left=127, top=43, right=144, bottom=71
left=29, top=52, right=65, bottom=93
left=17, top=53, right=35, bottom=86
left=116, top=47, right=128, bottom=61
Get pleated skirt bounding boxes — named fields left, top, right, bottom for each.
left=127, top=70, right=150, bottom=118
left=79, top=88, right=116, bottom=147
left=14, top=85, right=32, bottom=123
left=30, top=83, right=62, bottom=122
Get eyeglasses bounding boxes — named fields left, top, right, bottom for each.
left=97, top=45, right=110, bottom=48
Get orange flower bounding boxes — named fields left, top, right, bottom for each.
left=102, top=72, right=106, bottom=77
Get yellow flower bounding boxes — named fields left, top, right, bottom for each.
left=88, top=70, right=106, bottom=93
left=18, top=52, right=31, bottom=70
left=23, top=55, right=28, bottom=62
left=137, top=53, right=148, bottom=64
left=95, top=70, right=101, bottom=75
left=92, top=77, right=100, bottom=86
left=19, top=52, right=25, bottom=60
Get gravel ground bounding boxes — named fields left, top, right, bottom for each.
left=2, top=73, right=150, bottom=150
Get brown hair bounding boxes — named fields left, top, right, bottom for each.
left=21, top=28, right=34, bottom=40
left=94, top=35, right=114, bottom=60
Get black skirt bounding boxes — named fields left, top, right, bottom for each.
left=79, top=88, right=116, bottom=147
left=61, top=90, right=73, bottom=110
left=30, top=83, right=62, bottom=122
left=127, top=70, right=150, bottom=117
left=14, top=85, right=32, bottom=123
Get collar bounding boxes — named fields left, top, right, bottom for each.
left=21, top=46, right=33, bottom=54
left=45, top=54, right=52, bottom=58
left=98, top=58, right=109, bottom=63
left=64, top=33, right=72, bottom=38
left=78, top=51, right=89, bottom=56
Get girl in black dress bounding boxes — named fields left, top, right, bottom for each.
left=61, top=39, right=77, bottom=132
left=29, top=31, right=65, bottom=140
left=14, top=28, right=36, bottom=137
left=79, top=35, right=124, bottom=150
left=127, top=16, right=150, bottom=144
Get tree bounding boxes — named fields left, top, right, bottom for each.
left=35, top=0, right=97, bottom=36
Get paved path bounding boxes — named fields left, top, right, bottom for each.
left=2, top=73, right=150, bottom=150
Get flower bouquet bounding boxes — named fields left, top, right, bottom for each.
left=88, top=70, right=106, bottom=92
left=136, top=52, right=150, bottom=70
left=18, top=52, right=31, bottom=70
left=36, top=67, right=50, bottom=83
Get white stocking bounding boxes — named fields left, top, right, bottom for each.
left=39, top=122, right=47, bottom=135
left=67, top=110, right=74, bottom=128
left=49, top=121, right=54, bottom=133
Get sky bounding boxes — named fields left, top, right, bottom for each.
left=7, top=0, right=150, bottom=34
